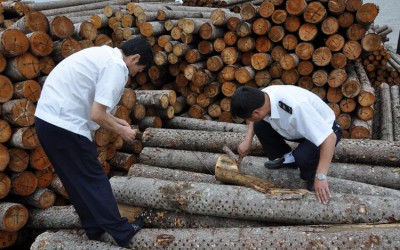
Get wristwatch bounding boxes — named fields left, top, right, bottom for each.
left=315, top=173, right=327, bottom=180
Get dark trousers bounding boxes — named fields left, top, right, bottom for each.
left=35, top=117, right=134, bottom=246
left=253, top=120, right=342, bottom=180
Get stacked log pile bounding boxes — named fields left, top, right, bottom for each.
left=0, top=0, right=399, bottom=248
left=28, top=118, right=400, bottom=248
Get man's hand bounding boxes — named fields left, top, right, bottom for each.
left=314, top=179, right=330, bottom=205
left=119, top=125, right=137, bottom=141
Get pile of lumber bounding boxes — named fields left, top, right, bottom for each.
left=0, top=0, right=399, bottom=248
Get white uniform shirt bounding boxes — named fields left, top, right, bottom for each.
left=262, top=85, right=335, bottom=146
left=35, top=46, right=128, bottom=141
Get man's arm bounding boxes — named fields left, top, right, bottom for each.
left=314, top=131, right=337, bottom=204
left=237, top=121, right=255, bottom=157
left=91, top=101, right=136, bottom=141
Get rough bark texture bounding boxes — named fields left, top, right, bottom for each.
left=31, top=225, right=400, bottom=250
left=139, top=147, right=400, bottom=193
left=142, top=128, right=400, bottom=166
left=379, top=82, right=394, bottom=141
left=110, top=176, right=400, bottom=224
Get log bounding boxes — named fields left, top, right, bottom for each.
left=27, top=0, right=112, bottom=11
left=30, top=146, right=51, bottom=170
left=0, top=29, right=29, bottom=58
left=9, top=11, right=49, bottom=34
left=341, top=64, right=361, bottom=98
left=110, top=176, right=400, bottom=224
left=31, top=225, right=400, bottom=249
left=0, top=230, right=17, bottom=249
left=49, top=174, right=69, bottom=199
left=9, top=127, right=40, bottom=150
left=1, top=99, right=35, bottom=127
left=392, top=85, right=400, bottom=141
left=350, top=118, right=372, bottom=139
left=34, top=168, right=53, bottom=189
left=0, top=173, right=11, bottom=199
left=354, top=59, right=375, bottom=107
left=109, top=151, right=136, bottom=171
left=139, top=147, right=400, bottom=192
left=0, top=203, right=28, bottom=232
left=52, top=37, right=82, bottom=63
left=39, top=1, right=130, bottom=17
left=13, top=188, right=56, bottom=209
left=0, top=75, right=13, bottom=104
left=356, top=3, right=379, bottom=25
left=303, top=1, right=326, bottom=24
left=343, top=40, right=362, bottom=60
left=379, top=82, right=394, bottom=141
left=28, top=204, right=265, bottom=232
left=13, top=80, right=41, bottom=102
left=4, top=52, right=40, bottom=81
left=10, top=171, right=38, bottom=196
left=295, top=42, right=314, bottom=60
left=141, top=128, right=400, bottom=166
left=74, top=21, right=97, bottom=41
left=128, top=164, right=218, bottom=184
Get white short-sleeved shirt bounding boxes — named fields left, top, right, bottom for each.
left=35, top=46, right=128, bottom=141
left=262, top=85, right=335, bottom=146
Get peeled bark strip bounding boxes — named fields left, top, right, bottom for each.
left=391, top=85, right=400, bottom=141
left=2, top=99, right=35, bottom=127
left=111, top=176, right=400, bottom=224
left=379, top=82, right=394, bottom=141
left=142, top=128, right=400, bottom=166
left=0, top=202, right=28, bottom=232
left=0, top=29, right=29, bottom=58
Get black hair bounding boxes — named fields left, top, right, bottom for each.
left=231, top=86, right=265, bottom=119
left=120, top=36, right=153, bottom=70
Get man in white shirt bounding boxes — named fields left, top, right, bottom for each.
left=35, top=37, right=153, bottom=247
left=231, top=85, right=342, bottom=205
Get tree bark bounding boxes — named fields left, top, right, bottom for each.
left=139, top=147, right=400, bottom=192
left=379, top=82, right=394, bottom=141
left=13, top=80, right=41, bottom=102
left=110, top=176, right=400, bottom=224
left=391, top=85, right=400, bottom=141
left=31, top=225, right=400, bottom=249
left=141, top=128, right=400, bottom=166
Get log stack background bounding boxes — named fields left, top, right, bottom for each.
left=0, top=0, right=399, bottom=249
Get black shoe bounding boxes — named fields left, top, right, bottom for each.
left=264, top=157, right=297, bottom=169
left=307, top=178, right=315, bottom=191
left=131, top=215, right=144, bottom=235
